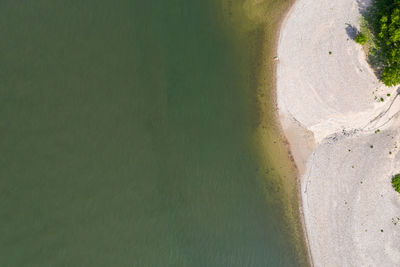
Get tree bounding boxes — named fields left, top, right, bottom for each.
left=365, top=0, right=400, bottom=86
left=382, top=63, right=400, bottom=85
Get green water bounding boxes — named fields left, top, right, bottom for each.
left=0, top=1, right=306, bottom=266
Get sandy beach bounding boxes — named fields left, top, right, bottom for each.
left=277, top=0, right=400, bottom=266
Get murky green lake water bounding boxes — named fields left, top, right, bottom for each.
left=0, top=0, right=307, bottom=266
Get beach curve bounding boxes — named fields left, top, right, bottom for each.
left=277, top=0, right=400, bottom=266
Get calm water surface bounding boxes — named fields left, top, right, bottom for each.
left=0, top=0, right=306, bottom=266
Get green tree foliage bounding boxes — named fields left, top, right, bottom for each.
left=367, top=0, right=400, bottom=86
left=382, top=63, right=400, bottom=85
left=355, top=32, right=368, bottom=45
left=392, top=173, right=400, bottom=193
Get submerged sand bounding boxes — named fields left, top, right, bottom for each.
left=277, top=0, right=400, bottom=266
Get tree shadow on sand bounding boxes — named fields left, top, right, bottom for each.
left=356, top=0, right=371, bottom=15
left=345, top=23, right=359, bottom=39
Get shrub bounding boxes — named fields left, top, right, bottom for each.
left=392, top=174, right=400, bottom=193
left=355, top=32, right=368, bottom=45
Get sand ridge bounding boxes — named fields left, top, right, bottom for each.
left=277, top=0, right=400, bottom=266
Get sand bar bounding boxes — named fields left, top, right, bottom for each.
left=277, top=0, right=400, bottom=266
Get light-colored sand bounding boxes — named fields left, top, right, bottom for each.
left=277, top=0, right=400, bottom=266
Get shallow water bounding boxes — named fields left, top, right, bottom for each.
left=0, top=0, right=307, bottom=266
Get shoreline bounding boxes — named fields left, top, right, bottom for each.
left=271, top=1, right=314, bottom=266
left=253, top=0, right=314, bottom=265
left=277, top=0, right=400, bottom=266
